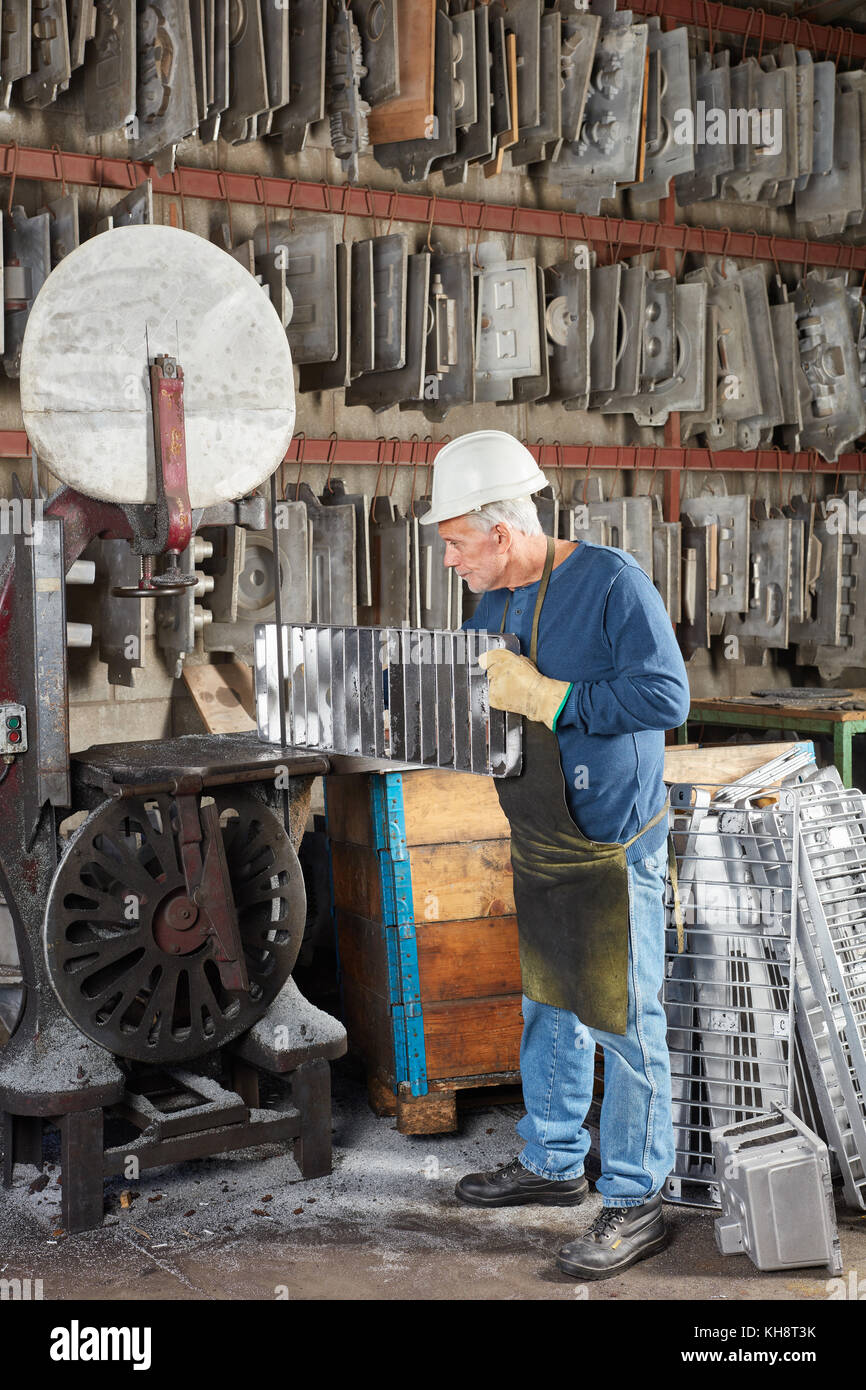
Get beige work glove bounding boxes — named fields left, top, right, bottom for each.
left=477, top=648, right=573, bottom=731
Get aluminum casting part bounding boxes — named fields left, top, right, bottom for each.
left=631, top=20, right=694, bottom=204
left=83, top=0, right=134, bottom=135
left=435, top=6, right=492, bottom=178
left=675, top=50, right=735, bottom=204
left=21, top=0, right=70, bottom=106
left=128, top=0, right=198, bottom=167
left=295, top=481, right=356, bottom=626
left=474, top=249, right=542, bottom=403
left=546, top=248, right=591, bottom=405
left=490, top=0, right=540, bottom=134
left=373, top=8, right=456, bottom=181
left=298, top=241, right=351, bottom=390
left=513, top=265, right=552, bottom=404
left=794, top=274, right=866, bottom=463
left=726, top=515, right=793, bottom=655
left=418, top=249, right=475, bottom=420
left=349, top=236, right=375, bottom=378
left=681, top=494, right=750, bottom=616
left=346, top=251, right=430, bottom=410
left=259, top=216, right=338, bottom=366
left=451, top=7, right=476, bottom=130
left=549, top=15, right=648, bottom=215
left=640, top=270, right=676, bottom=390
left=510, top=9, right=562, bottom=168
left=219, top=0, right=268, bottom=144
left=350, top=0, right=399, bottom=108
left=255, top=622, right=522, bottom=777
left=320, top=478, right=372, bottom=609
left=1, top=0, right=33, bottom=99
left=358, top=495, right=408, bottom=627
left=796, top=86, right=862, bottom=240
left=712, top=1105, right=842, bottom=1272
left=591, top=264, right=647, bottom=409
left=653, top=519, right=682, bottom=624
left=364, top=232, right=408, bottom=372
left=626, top=281, right=707, bottom=427
left=559, top=8, right=600, bottom=143
left=326, top=3, right=371, bottom=184
left=272, top=0, right=327, bottom=153
left=4, top=205, right=50, bottom=379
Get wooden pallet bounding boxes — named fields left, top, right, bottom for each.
left=326, top=768, right=525, bottom=1134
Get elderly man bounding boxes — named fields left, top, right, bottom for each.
left=420, top=430, right=691, bottom=1281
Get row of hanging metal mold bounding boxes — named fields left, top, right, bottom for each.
left=6, top=181, right=866, bottom=462
left=103, top=479, right=474, bottom=686
left=661, top=753, right=866, bottom=1216
left=271, top=209, right=866, bottom=460
left=6, top=0, right=864, bottom=218
left=484, top=473, right=866, bottom=679
left=6, top=197, right=866, bottom=471
left=671, top=483, right=866, bottom=677
left=142, top=471, right=866, bottom=687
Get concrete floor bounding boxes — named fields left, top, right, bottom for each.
left=3, top=1067, right=864, bottom=1302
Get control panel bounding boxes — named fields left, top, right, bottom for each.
left=0, top=704, right=27, bottom=754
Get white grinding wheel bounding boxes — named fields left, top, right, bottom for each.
left=20, top=224, right=296, bottom=509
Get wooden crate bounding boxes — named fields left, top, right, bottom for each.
left=325, top=769, right=524, bottom=1134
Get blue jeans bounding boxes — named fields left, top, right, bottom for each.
left=516, top=840, right=675, bottom=1207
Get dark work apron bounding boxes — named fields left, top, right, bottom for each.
left=494, top=536, right=671, bottom=1036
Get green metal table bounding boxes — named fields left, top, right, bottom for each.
left=678, top=697, right=866, bottom=789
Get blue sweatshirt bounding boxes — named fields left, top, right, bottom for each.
left=463, top=540, right=691, bottom=864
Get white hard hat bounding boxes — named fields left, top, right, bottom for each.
left=419, top=430, right=550, bottom=526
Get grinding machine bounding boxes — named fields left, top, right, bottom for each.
left=0, top=225, right=349, bottom=1231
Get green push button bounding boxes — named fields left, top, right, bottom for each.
left=6, top=716, right=20, bottom=730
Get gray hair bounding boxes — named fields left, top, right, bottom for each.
left=464, top=495, right=543, bottom=536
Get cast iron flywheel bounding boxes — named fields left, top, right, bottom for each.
left=43, top=788, right=305, bottom=1063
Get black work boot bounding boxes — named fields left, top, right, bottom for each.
left=455, top=1156, right=589, bottom=1209
left=557, top=1193, right=669, bottom=1279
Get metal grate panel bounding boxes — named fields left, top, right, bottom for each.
left=254, top=622, right=523, bottom=776
left=663, top=785, right=798, bottom=1207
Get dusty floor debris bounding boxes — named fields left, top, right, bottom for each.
left=2, top=1068, right=863, bottom=1301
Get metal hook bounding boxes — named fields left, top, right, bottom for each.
left=423, top=434, right=435, bottom=498
left=426, top=192, right=438, bottom=253
left=509, top=202, right=520, bottom=259
left=385, top=189, right=399, bottom=237
left=323, top=431, right=339, bottom=492
left=362, top=184, right=379, bottom=239
left=285, top=177, right=298, bottom=234
left=371, top=436, right=388, bottom=515
left=216, top=170, right=234, bottom=247
left=254, top=175, right=270, bottom=251
left=292, top=431, right=307, bottom=501
left=50, top=144, right=67, bottom=196
left=4, top=140, right=20, bottom=216
left=740, top=8, right=756, bottom=60
left=387, top=436, right=401, bottom=495
left=581, top=446, right=594, bottom=506
left=702, top=0, right=715, bottom=57
left=473, top=201, right=490, bottom=268
left=407, top=435, right=420, bottom=518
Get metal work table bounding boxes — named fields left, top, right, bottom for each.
left=678, top=696, right=866, bottom=788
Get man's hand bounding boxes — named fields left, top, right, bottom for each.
left=477, top=649, right=573, bottom=731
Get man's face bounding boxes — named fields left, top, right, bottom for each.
left=437, top=514, right=510, bottom=592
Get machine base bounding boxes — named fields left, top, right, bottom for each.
left=2, top=1054, right=337, bottom=1233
